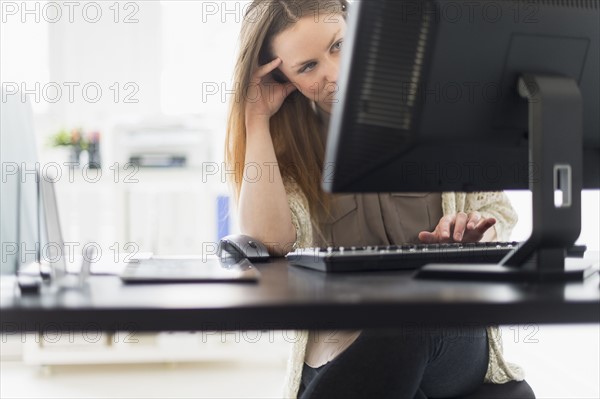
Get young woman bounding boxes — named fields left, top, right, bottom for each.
left=225, top=1, right=524, bottom=398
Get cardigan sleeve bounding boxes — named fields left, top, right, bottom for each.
left=441, top=192, right=518, bottom=241
left=283, top=178, right=314, bottom=249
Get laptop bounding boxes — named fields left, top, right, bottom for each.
left=9, top=168, right=87, bottom=292
left=119, top=256, right=260, bottom=283
left=3, top=91, right=259, bottom=286
left=39, top=177, right=260, bottom=284
left=37, top=175, right=92, bottom=288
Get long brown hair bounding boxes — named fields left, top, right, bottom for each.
left=225, top=0, right=349, bottom=227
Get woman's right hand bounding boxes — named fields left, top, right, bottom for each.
left=245, top=58, right=297, bottom=126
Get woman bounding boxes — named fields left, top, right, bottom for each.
left=225, top=1, right=524, bottom=398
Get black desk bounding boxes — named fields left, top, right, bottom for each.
left=2, top=256, right=599, bottom=332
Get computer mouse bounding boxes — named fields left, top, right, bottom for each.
left=218, top=234, right=271, bottom=261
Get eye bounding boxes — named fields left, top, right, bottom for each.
left=333, top=40, right=343, bottom=51
left=300, top=62, right=317, bottom=73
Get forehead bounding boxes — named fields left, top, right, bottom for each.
left=272, top=16, right=346, bottom=61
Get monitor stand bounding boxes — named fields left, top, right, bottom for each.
left=416, top=74, right=594, bottom=282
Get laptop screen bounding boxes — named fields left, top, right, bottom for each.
left=40, top=177, right=67, bottom=280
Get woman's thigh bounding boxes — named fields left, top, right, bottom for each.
left=299, top=326, right=488, bottom=399
left=420, top=326, right=489, bottom=398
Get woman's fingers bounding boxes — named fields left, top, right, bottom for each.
left=245, top=58, right=297, bottom=120
left=475, top=217, right=496, bottom=234
left=438, top=215, right=455, bottom=240
left=420, top=214, right=495, bottom=244
left=418, top=231, right=436, bottom=243
left=420, top=215, right=454, bottom=243
left=453, top=212, right=468, bottom=241
left=460, top=217, right=496, bottom=242
left=466, top=211, right=481, bottom=230
left=253, top=58, right=283, bottom=80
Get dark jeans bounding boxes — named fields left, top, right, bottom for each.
left=298, top=326, right=489, bottom=399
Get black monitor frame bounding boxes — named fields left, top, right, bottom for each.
left=324, top=0, right=599, bottom=281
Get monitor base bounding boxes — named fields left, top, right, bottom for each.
left=415, top=74, right=590, bottom=284
left=415, top=262, right=596, bottom=282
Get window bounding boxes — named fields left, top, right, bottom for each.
left=0, top=1, right=50, bottom=114
left=160, top=1, right=248, bottom=117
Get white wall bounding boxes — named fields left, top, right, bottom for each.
left=2, top=1, right=244, bottom=251
left=506, top=190, right=600, bottom=251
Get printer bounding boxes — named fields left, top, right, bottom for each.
left=114, top=121, right=212, bottom=168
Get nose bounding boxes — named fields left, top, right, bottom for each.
left=324, top=56, right=339, bottom=85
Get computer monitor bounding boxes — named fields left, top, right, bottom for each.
left=324, top=0, right=599, bottom=281
left=1, top=91, right=40, bottom=275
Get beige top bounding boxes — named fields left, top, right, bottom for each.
left=304, top=191, right=444, bottom=367
left=280, top=106, right=524, bottom=398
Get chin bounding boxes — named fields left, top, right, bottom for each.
left=317, top=102, right=333, bottom=114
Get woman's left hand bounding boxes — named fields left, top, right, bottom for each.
left=418, top=212, right=496, bottom=243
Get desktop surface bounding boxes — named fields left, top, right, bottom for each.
left=2, top=254, right=599, bottom=332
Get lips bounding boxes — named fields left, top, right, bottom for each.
left=324, top=92, right=337, bottom=102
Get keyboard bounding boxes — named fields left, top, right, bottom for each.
left=286, top=242, right=587, bottom=273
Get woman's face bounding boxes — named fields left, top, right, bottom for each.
left=272, top=14, right=346, bottom=114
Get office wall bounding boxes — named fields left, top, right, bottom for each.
left=506, top=191, right=600, bottom=251
left=2, top=1, right=245, bottom=255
